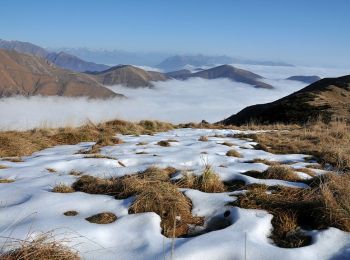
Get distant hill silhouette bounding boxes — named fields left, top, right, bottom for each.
left=286, top=75, right=321, bottom=84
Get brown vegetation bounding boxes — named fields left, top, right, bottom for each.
left=72, top=167, right=203, bottom=237
left=157, top=140, right=171, bottom=147
left=0, top=120, right=174, bottom=158
left=0, top=179, right=15, bottom=183
left=226, top=149, right=242, bottom=158
left=198, top=136, right=209, bottom=142
left=64, top=211, right=78, bottom=216
left=178, top=166, right=226, bottom=193
left=243, top=165, right=301, bottom=182
left=233, top=121, right=350, bottom=171
left=1, top=235, right=80, bottom=260
left=233, top=172, right=350, bottom=247
left=85, top=212, right=117, bottom=224
left=52, top=184, right=75, bottom=193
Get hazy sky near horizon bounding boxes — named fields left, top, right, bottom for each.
left=1, top=0, right=350, bottom=67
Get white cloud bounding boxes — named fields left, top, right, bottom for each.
left=0, top=77, right=306, bottom=130
left=1, top=64, right=348, bottom=131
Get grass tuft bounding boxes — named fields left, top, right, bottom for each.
left=157, top=140, right=171, bottom=147
left=226, top=149, right=242, bottom=158
left=63, top=211, right=78, bottom=216
left=198, top=136, right=209, bottom=142
left=52, top=184, right=75, bottom=193
left=85, top=212, right=117, bottom=224
left=1, top=234, right=80, bottom=260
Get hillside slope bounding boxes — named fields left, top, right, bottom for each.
left=220, top=75, right=350, bottom=125
left=0, top=49, right=121, bottom=98
left=91, top=65, right=167, bottom=87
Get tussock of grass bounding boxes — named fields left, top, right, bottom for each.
left=0, top=165, right=8, bottom=169
left=136, top=142, right=148, bottom=146
left=129, top=181, right=203, bottom=237
left=233, top=172, right=350, bottom=247
left=242, top=165, right=301, bottom=182
left=226, top=149, right=242, bottom=158
left=1, top=234, right=80, bottom=260
left=52, top=184, right=75, bottom=193
left=85, top=212, right=117, bottom=224
left=46, top=168, right=57, bottom=173
left=0, top=179, right=15, bottom=183
left=0, top=119, right=174, bottom=158
left=157, top=140, right=171, bottom=147
left=264, top=165, right=301, bottom=181
left=64, top=211, right=78, bottom=216
left=178, top=166, right=226, bottom=193
left=198, top=136, right=209, bottom=142
left=72, top=166, right=203, bottom=237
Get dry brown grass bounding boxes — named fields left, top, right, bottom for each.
left=72, top=167, right=203, bottom=237
left=262, top=165, right=301, bottom=182
left=63, top=211, right=78, bottom=216
left=157, top=140, right=171, bottom=147
left=129, top=181, right=203, bottom=237
left=1, top=235, right=80, bottom=260
left=0, top=120, right=174, bottom=158
left=85, top=212, right=117, bottom=224
left=136, top=142, right=148, bottom=146
left=233, top=172, right=350, bottom=247
left=0, top=179, right=15, bottom=183
left=0, top=165, right=8, bottom=169
left=52, top=184, right=75, bottom=193
left=198, top=136, right=208, bottom=142
left=225, top=149, right=242, bottom=158
left=83, top=154, right=116, bottom=160
left=178, top=166, right=226, bottom=193
left=46, top=168, right=57, bottom=173
left=235, top=121, right=350, bottom=171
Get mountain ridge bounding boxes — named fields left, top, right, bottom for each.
left=220, top=75, right=350, bottom=125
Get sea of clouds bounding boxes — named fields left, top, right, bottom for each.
left=0, top=65, right=348, bottom=130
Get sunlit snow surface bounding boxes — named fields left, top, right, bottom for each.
left=1, top=128, right=349, bottom=259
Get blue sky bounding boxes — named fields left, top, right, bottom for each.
left=1, top=0, right=350, bottom=67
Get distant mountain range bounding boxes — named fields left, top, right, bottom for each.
left=221, top=75, right=350, bottom=125
left=0, top=49, right=121, bottom=98
left=157, top=55, right=293, bottom=72
left=166, top=65, right=273, bottom=89
left=0, top=39, right=110, bottom=72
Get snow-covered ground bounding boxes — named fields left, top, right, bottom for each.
left=1, top=128, right=349, bottom=259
